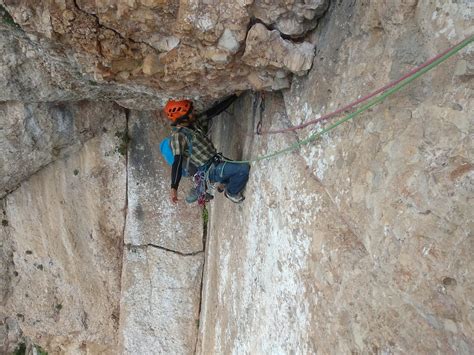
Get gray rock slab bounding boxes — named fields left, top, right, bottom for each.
left=125, top=111, right=203, bottom=253
left=0, top=116, right=126, bottom=353
left=0, top=100, right=124, bottom=198
left=119, top=246, right=204, bottom=355
left=198, top=1, right=474, bottom=347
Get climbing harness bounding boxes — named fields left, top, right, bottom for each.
left=192, top=154, right=226, bottom=206
left=224, top=34, right=473, bottom=164
left=192, top=170, right=208, bottom=206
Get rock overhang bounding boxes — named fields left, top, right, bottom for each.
left=0, top=0, right=329, bottom=110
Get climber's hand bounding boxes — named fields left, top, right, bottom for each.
left=170, top=188, right=178, bottom=204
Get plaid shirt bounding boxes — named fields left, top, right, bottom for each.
left=170, top=122, right=216, bottom=168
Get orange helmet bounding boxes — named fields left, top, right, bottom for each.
left=164, top=99, right=192, bottom=123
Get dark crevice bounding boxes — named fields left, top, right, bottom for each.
left=193, top=206, right=209, bottom=354
left=194, top=268, right=205, bottom=354
left=247, top=17, right=272, bottom=32
left=0, top=5, right=22, bottom=30
left=122, top=108, right=130, bottom=238
left=117, top=107, right=130, bottom=332
left=247, top=6, right=329, bottom=43
left=143, top=244, right=204, bottom=257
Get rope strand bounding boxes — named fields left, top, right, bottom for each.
left=226, top=35, right=473, bottom=164
left=259, top=35, right=473, bottom=135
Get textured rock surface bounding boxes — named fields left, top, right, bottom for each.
left=120, top=247, right=203, bottom=354
left=242, top=23, right=315, bottom=77
left=251, top=0, right=329, bottom=37
left=198, top=0, right=473, bottom=353
left=125, top=111, right=203, bottom=252
left=0, top=0, right=325, bottom=108
left=1, top=104, right=205, bottom=353
left=120, top=110, right=205, bottom=354
left=1, top=0, right=473, bottom=353
left=0, top=114, right=126, bottom=354
left=0, top=24, right=167, bottom=109
left=0, top=101, right=124, bottom=198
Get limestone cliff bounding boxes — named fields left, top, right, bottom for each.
left=0, top=0, right=327, bottom=108
left=199, top=1, right=474, bottom=353
left=1, top=0, right=473, bottom=354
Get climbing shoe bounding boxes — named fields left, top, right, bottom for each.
left=185, top=187, right=199, bottom=204
left=185, top=188, right=214, bottom=204
left=208, top=183, right=225, bottom=194
left=224, top=190, right=245, bottom=204
left=205, top=193, right=214, bottom=202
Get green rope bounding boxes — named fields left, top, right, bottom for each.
left=228, top=35, right=473, bottom=164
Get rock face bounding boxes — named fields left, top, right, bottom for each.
left=120, top=110, right=204, bottom=354
left=0, top=0, right=325, bottom=109
left=120, top=247, right=203, bottom=354
left=125, top=111, right=203, bottom=253
left=0, top=101, right=123, bottom=198
left=198, top=1, right=473, bottom=354
left=0, top=105, right=206, bottom=354
left=1, top=0, right=473, bottom=354
left=251, top=0, right=329, bottom=37
left=0, top=113, right=126, bottom=354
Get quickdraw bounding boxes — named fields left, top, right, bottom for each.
left=192, top=170, right=208, bottom=206
left=253, top=91, right=265, bottom=135
left=225, top=35, right=474, bottom=164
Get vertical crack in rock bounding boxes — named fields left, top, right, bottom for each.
left=121, top=108, right=130, bottom=244
left=194, top=207, right=209, bottom=355
left=194, top=267, right=205, bottom=355
left=118, top=108, right=130, bottom=331
left=0, top=200, right=13, bottom=307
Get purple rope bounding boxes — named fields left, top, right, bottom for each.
left=259, top=38, right=468, bottom=135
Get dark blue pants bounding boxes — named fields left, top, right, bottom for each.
left=208, top=162, right=250, bottom=195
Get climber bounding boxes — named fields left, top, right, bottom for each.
left=164, top=95, right=250, bottom=204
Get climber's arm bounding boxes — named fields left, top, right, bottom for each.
left=170, top=154, right=184, bottom=203
left=198, top=94, right=238, bottom=122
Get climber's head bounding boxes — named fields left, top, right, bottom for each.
left=164, top=99, right=194, bottom=126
